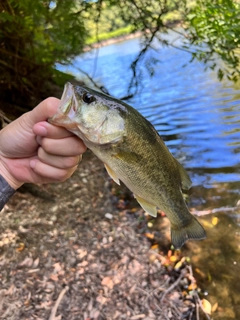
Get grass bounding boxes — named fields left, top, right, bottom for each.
left=86, top=25, right=134, bottom=45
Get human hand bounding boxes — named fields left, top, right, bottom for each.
left=0, top=97, right=86, bottom=189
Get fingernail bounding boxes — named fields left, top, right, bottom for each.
left=38, top=125, right=48, bottom=136
left=30, top=160, right=37, bottom=169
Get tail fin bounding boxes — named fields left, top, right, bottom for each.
left=171, top=217, right=206, bottom=249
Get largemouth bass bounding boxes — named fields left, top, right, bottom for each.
left=49, top=82, right=206, bottom=248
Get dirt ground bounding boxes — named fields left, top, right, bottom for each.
left=0, top=151, right=207, bottom=320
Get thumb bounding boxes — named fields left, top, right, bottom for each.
left=25, top=97, right=60, bottom=127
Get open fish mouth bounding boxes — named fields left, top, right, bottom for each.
left=48, top=83, right=79, bottom=129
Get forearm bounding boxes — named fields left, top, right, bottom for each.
left=0, top=174, right=16, bottom=210
left=0, top=156, right=22, bottom=210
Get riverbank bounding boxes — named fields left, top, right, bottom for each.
left=0, top=149, right=211, bottom=319
left=84, top=20, right=182, bottom=51
left=84, top=31, right=142, bottom=51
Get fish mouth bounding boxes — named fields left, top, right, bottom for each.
left=48, top=112, right=79, bottom=130
left=48, top=82, right=79, bottom=129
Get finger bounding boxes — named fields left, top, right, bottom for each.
left=33, top=121, right=75, bottom=139
left=39, top=136, right=87, bottom=156
left=30, top=159, right=77, bottom=182
left=38, top=147, right=82, bottom=169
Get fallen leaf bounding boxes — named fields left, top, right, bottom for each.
left=50, top=274, right=59, bottom=281
left=170, top=256, right=177, bottom=262
left=101, top=276, right=114, bottom=289
left=174, top=260, right=183, bottom=270
left=77, top=249, right=87, bottom=259
left=167, top=250, right=173, bottom=258
left=202, top=298, right=212, bottom=314
left=201, top=220, right=214, bottom=228
left=96, top=295, right=107, bottom=305
left=18, top=257, right=33, bottom=268
left=150, top=244, right=159, bottom=250
left=194, top=267, right=206, bottom=278
left=53, top=262, right=62, bottom=273
left=149, top=254, right=157, bottom=263
left=32, top=257, right=39, bottom=268
left=188, top=283, right=197, bottom=290
left=27, top=268, right=40, bottom=274
left=144, top=233, right=154, bottom=239
left=78, top=260, right=88, bottom=267
left=212, top=302, right=218, bottom=312
left=130, top=314, right=146, bottom=319
left=212, top=217, right=219, bottom=226
left=16, top=242, right=25, bottom=252
left=5, top=284, right=16, bottom=296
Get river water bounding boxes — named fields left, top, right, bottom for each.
left=57, top=36, right=240, bottom=319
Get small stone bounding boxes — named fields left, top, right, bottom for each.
left=105, top=213, right=113, bottom=219
left=51, top=205, right=59, bottom=213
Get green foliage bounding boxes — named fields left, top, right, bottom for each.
left=0, top=0, right=87, bottom=102
left=185, top=0, right=240, bottom=81
left=85, top=2, right=129, bottom=40
left=1, top=0, right=240, bottom=107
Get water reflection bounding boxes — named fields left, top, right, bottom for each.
left=183, top=212, right=240, bottom=320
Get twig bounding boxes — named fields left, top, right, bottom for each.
left=0, top=110, right=12, bottom=125
left=169, top=301, right=182, bottom=319
left=75, top=67, right=110, bottom=95
left=196, top=299, right=200, bottom=320
left=48, top=286, right=69, bottom=320
left=195, top=294, right=212, bottom=320
left=160, top=271, right=185, bottom=302
left=187, top=265, right=211, bottom=320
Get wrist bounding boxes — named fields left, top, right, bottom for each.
left=0, top=174, right=17, bottom=210
left=0, top=160, right=23, bottom=190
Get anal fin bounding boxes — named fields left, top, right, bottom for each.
left=135, top=195, right=157, bottom=217
left=104, top=163, right=120, bottom=185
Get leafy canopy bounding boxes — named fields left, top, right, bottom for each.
left=185, top=0, right=240, bottom=82
left=0, top=0, right=240, bottom=105
left=0, top=0, right=87, bottom=101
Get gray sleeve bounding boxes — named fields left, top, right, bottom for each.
left=0, top=175, right=16, bottom=210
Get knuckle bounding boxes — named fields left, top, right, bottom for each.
left=57, top=169, right=74, bottom=182
left=56, top=170, right=68, bottom=182
left=63, top=156, right=79, bottom=168
left=40, top=138, right=52, bottom=153
left=37, top=147, right=45, bottom=160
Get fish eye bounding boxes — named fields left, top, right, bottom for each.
left=82, top=92, right=95, bottom=104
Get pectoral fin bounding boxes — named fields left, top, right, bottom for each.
left=135, top=195, right=157, bottom=217
left=104, top=163, right=120, bottom=185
